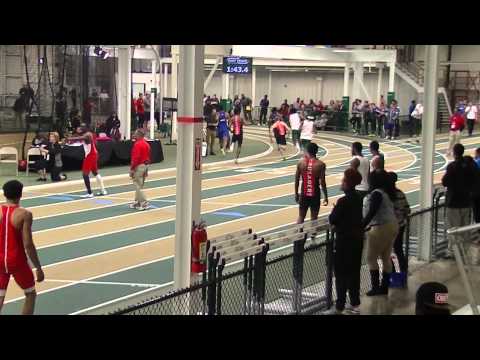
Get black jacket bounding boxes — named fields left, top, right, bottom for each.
left=442, top=158, right=476, bottom=208
left=329, top=190, right=364, bottom=255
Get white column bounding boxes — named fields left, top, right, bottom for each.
left=222, top=73, right=229, bottom=100
left=251, top=66, right=256, bottom=106
left=388, top=61, right=396, bottom=93
left=229, top=75, right=234, bottom=98
left=204, top=56, right=221, bottom=92
left=171, top=49, right=179, bottom=142
left=117, top=47, right=132, bottom=140
left=343, top=64, right=349, bottom=97
left=163, top=63, right=168, bottom=100
left=174, top=45, right=204, bottom=291
left=268, top=71, right=272, bottom=100
left=316, top=77, right=323, bottom=101
left=377, top=65, right=383, bottom=104
left=150, top=60, right=156, bottom=139
left=418, top=45, right=439, bottom=262
left=352, top=62, right=363, bottom=101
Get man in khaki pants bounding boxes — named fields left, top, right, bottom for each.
left=129, top=129, right=151, bottom=211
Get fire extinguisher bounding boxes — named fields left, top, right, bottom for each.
left=191, top=220, right=208, bottom=274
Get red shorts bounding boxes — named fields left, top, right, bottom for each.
left=82, top=153, right=98, bottom=174
left=0, top=261, right=35, bottom=297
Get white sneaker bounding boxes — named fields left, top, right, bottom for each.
left=137, top=202, right=150, bottom=211
left=322, top=307, right=344, bottom=315
left=96, top=190, right=108, bottom=196
left=344, top=305, right=361, bottom=315
left=129, top=202, right=139, bottom=209
left=81, top=193, right=94, bottom=198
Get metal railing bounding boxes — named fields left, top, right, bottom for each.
left=447, top=223, right=480, bottom=315
left=109, top=185, right=480, bottom=315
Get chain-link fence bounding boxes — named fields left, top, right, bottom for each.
left=110, top=201, right=457, bottom=316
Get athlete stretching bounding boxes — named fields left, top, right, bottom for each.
left=229, top=108, right=245, bottom=164
left=294, top=142, right=328, bottom=224
left=68, top=123, right=107, bottom=198
left=0, top=180, right=44, bottom=315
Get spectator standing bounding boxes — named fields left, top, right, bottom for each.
left=387, top=172, right=410, bottom=286
left=135, top=93, right=146, bottom=130
left=386, top=99, right=400, bottom=140
left=407, top=100, right=416, bottom=139
left=465, top=101, right=478, bottom=137
left=351, top=99, right=362, bottom=134
left=350, top=142, right=370, bottom=200
left=446, top=109, right=465, bottom=157
left=442, top=144, right=475, bottom=259
left=13, top=92, right=27, bottom=129
left=326, top=168, right=364, bottom=315
left=362, top=100, right=372, bottom=135
left=280, top=100, right=289, bottom=122
left=293, top=97, right=301, bottom=111
left=410, top=102, right=423, bottom=142
left=206, top=108, right=218, bottom=156
left=363, top=169, right=399, bottom=296
left=289, top=108, right=302, bottom=151
left=129, top=129, right=151, bottom=211
left=259, top=95, right=269, bottom=126
left=375, top=102, right=387, bottom=138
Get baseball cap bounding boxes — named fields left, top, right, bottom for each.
left=415, top=282, right=451, bottom=315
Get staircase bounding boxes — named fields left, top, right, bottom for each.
left=395, top=61, right=452, bottom=131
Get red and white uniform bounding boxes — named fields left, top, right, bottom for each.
left=302, top=156, right=319, bottom=197
left=82, top=132, right=98, bottom=174
left=0, top=205, right=35, bottom=296
left=271, top=121, right=288, bottom=136
left=232, top=115, right=243, bottom=135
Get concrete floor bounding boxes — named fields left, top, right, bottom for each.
left=360, top=257, right=480, bottom=315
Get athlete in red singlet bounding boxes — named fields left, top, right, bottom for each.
left=68, top=123, right=107, bottom=198
left=0, top=180, right=44, bottom=315
left=229, top=108, right=245, bottom=164
left=294, top=142, right=328, bottom=224
left=270, top=118, right=291, bottom=161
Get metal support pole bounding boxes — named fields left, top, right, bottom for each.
left=251, top=66, right=256, bottom=108
left=174, top=45, right=204, bottom=293
left=388, top=60, right=396, bottom=93
left=292, top=236, right=306, bottom=314
left=150, top=60, right=156, bottom=139
left=418, top=45, right=439, bottom=261
left=268, top=71, right=272, bottom=100
left=163, top=63, right=168, bottom=102
left=377, top=65, right=383, bottom=104
left=117, top=47, right=132, bottom=140
left=222, top=73, right=229, bottom=100
left=343, top=64, right=349, bottom=97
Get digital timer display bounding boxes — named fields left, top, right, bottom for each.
left=222, top=57, right=252, bottom=74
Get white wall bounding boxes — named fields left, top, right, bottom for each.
left=203, top=69, right=418, bottom=113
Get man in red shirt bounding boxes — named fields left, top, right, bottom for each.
left=446, top=109, right=465, bottom=158
left=0, top=180, right=44, bottom=315
left=135, top=93, right=145, bottom=130
left=130, top=129, right=151, bottom=210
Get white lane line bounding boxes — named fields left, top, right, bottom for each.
left=44, top=279, right=162, bottom=288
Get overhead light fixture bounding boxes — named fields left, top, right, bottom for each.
left=332, top=49, right=353, bottom=53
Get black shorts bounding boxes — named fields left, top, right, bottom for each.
left=299, top=195, right=321, bottom=213
left=276, top=134, right=286, bottom=146
left=232, top=134, right=243, bottom=146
